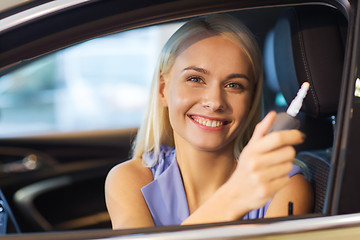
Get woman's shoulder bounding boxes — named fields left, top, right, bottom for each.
left=106, top=158, right=153, bottom=189
left=105, top=158, right=155, bottom=228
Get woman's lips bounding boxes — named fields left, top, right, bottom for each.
left=188, top=115, right=231, bottom=129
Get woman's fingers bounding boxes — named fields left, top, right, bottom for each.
left=256, top=145, right=297, bottom=168
left=247, top=111, right=305, bottom=154
left=239, top=145, right=295, bottom=175
left=243, top=151, right=294, bottom=183
left=244, top=169, right=291, bottom=206
left=240, top=130, right=304, bottom=171
left=249, top=129, right=305, bottom=154
left=265, top=130, right=305, bottom=151
left=260, top=160, right=294, bottom=181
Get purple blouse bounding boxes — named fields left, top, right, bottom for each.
left=141, top=145, right=302, bottom=226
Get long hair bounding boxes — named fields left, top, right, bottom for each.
left=132, top=14, right=263, bottom=166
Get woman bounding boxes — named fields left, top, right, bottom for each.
left=105, top=14, right=313, bottom=229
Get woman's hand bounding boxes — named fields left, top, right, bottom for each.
left=225, top=111, right=305, bottom=215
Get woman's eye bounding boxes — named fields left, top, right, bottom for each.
left=187, top=76, right=203, bottom=83
left=226, top=82, right=244, bottom=90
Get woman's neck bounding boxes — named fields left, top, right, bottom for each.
left=174, top=139, right=237, bottom=214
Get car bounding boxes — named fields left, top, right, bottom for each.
left=0, top=0, right=359, bottom=239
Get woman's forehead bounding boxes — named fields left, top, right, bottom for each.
left=176, top=31, right=216, bottom=56
left=171, top=35, right=253, bottom=76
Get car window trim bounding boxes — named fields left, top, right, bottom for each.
left=0, top=0, right=92, bottom=34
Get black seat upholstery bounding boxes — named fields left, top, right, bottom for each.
left=265, top=5, right=347, bottom=213
left=296, top=150, right=332, bottom=213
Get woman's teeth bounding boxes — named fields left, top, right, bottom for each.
left=193, top=117, right=225, bottom=127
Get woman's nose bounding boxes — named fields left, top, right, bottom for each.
left=201, top=86, right=226, bottom=112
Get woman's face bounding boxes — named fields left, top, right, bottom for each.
left=160, top=35, right=254, bottom=153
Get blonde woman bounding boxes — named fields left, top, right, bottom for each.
left=105, top=14, right=313, bottom=229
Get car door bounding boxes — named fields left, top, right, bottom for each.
left=326, top=0, right=360, bottom=216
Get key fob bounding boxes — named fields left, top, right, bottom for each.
left=267, top=112, right=300, bottom=134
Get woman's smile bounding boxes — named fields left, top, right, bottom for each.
left=188, top=114, right=231, bottom=130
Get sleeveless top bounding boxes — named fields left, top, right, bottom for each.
left=141, top=145, right=302, bottom=226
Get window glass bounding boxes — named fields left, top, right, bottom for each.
left=0, top=22, right=183, bottom=136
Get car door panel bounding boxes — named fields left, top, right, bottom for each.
left=0, top=129, right=136, bottom=232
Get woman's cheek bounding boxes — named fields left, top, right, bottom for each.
left=170, top=84, right=197, bottom=110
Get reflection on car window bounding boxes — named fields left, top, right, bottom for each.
left=0, top=23, right=183, bottom=136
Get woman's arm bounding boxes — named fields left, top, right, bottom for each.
left=265, top=174, right=314, bottom=217
left=105, top=159, right=155, bottom=229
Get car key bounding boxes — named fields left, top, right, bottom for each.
left=267, top=82, right=310, bottom=134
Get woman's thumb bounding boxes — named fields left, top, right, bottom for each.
left=249, top=111, right=277, bottom=143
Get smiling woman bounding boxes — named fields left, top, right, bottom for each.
left=105, top=14, right=313, bottom=229
left=0, top=0, right=354, bottom=238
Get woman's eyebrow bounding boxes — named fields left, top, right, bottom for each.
left=227, top=73, right=250, bottom=81
left=183, top=66, right=210, bottom=75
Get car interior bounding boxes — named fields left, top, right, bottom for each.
left=262, top=5, right=346, bottom=214
left=0, top=1, right=348, bottom=236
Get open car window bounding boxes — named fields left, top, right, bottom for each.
left=0, top=22, right=183, bottom=137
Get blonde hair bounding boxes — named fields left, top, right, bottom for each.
left=132, top=14, right=263, bottom=167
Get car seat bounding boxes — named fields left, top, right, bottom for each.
left=264, top=5, right=347, bottom=213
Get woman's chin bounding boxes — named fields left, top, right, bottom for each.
left=191, top=140, right=233, bottom=153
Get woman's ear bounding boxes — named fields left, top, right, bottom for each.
left=159, top=74, right=168, bottom=107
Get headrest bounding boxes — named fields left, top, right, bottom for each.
left=269, top=6, right=347, bottom=117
